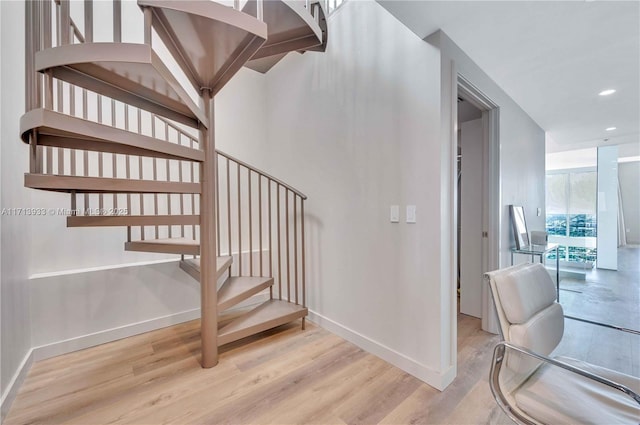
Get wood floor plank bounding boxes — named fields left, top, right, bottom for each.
left=105, top=328, right=346, bottom=425
left=193, top=342, right=365, bottom=424
left=333, top=365, right=423, bottom=425
left=378, top=386, right=437, bottom=425
left=252, top=352, right=393, bottom=424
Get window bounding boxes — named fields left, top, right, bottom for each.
left=545, top=170, right=597, bottom=264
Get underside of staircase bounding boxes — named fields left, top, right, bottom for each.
left=23, top=0, right=326, bottom=368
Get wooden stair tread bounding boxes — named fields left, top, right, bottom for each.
left=218, top=276, right=273, bottom=312
left=244, top=53, right=287, bottom=74
left=243, top=0, right=322, bottom=65
left=218, top=299, right=307, bottom=346
left=179, top=256, right=232, bottom=281
left=125, top=237, right=199, bottom=255
left=139, top=0, right=267, bottom=95
left=20, top=109, right=204, bottom=162
left=67, top=215, right=199, bottom=227
left=35, top=43, right=206, bottom=128
left=25, top=173, right=200, bottom=194
left=244, top=1, right=327, bottom=73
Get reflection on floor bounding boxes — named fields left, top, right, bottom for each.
left=560, top=245, right=639, bottom=330
left=556, top=245, right=640, bottom=376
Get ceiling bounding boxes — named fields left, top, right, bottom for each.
left=378, top=0, right=640, bottom=154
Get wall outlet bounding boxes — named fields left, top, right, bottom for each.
left=406, top=205, right=416, bottom=223
left=390, top=205, right=399, bottom=223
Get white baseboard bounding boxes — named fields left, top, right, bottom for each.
left=439, top=364, right=456, bottom=389
left=32, top=291, right=271, bottom=362
left=1, top=291, right=277, bottom=420
left=307, top=310, right=451, bottom=391
left=32, top=309, right=201, bottom=361
left=1, top=348, right=34, bottom=421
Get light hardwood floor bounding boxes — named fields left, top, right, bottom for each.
left=6, top=315, right=511, bottom=425
left=7, top=269, right=639, bottom=425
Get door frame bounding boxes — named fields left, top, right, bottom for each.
left=454, top=75, right=501, bottom=335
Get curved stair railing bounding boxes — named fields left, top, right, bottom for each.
left=23, top=0, right=325, bottom=368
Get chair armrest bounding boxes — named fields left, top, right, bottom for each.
left=489, top=341, right=640, bottom=425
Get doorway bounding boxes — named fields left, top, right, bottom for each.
left=457, top=97, right=483, bottom=319
left=454, top=76, right=500, bottom=336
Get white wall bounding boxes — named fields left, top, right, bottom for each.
left=29, top=261, right=199, bottom=350
left=1, top=0, right=32, bottom=415
left=215, top=68, right=268, bottom=163
left=260, top=0, right=448, bottom=387
left=251, top=3, right=545, bottom=390
left=619, top=161, right=640, bottom=244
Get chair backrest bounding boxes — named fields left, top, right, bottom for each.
left=486, top=263, right=564, bottom=374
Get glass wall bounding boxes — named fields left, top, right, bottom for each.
left=545, top=169, right=597, bottom=264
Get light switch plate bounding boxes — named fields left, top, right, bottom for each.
left=390, top=205, right=399, bottom=223
left=406, top=205, right=416, bottom=223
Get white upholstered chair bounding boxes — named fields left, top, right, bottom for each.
left=485, top=262, right=640, bottom=425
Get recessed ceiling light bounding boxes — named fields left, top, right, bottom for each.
left=599, top=89, right=616, bottom=96
left=605, top=127, right=617, bottom=131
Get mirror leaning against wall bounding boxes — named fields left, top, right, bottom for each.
left=510, top=205, right=529, bottom=249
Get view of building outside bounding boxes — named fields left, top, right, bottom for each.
left=546, top=169, right=597, bottom=264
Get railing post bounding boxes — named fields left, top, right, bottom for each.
left=268, top=181, right=273, bottom=297
left=301, top=198, right=306, bottom=329
left=60, top=0, right=70, bottom=45
left=257, top=0, right=264, bottom=21
left=277, top=185, right=281, bottom=300
left=237, top=164, right=242, bottom=276
left=258, top=176, right=263, bottom=276
left=84, top=0, right=93, bottom=43
left=294, top=195, right=298, bottom=305
left=227, top=158, right=231, bottom=257
left=248, top=168, right=253, bottom=276
left=113, top=0, right=122, bottom=43
left=143, top=7, right=153, bottom=46
left=25, top=1, right=34, bottom=111
left=285, top=189, right=290, bottom=302
left=26, top=1, right=44, bottom=173
left=199, top=89, right=218, bottom=368
left=216, top=155, right=221, bottom=255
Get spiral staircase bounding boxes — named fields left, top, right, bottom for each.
left=22, top=0, right=327, bottom=368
